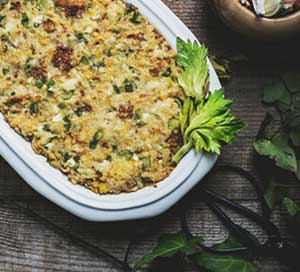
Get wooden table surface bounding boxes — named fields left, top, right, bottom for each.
left=1, top=1, right=299, bottom=271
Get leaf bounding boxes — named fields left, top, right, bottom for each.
left=262, top=81, right=286, bottom=104
left=178, top=97, right=194, bottom=134
left=263, top=179, right=287, bottom=209
left=176, top=37, right=207, bottom=69
left=174, top=89, right=244, bottom=163
left=193, top=253, right=257, bottom=272
left=264, top=179, right=277, bottom=209
left=186, top=90, right=244, bottom=152
left=290, top=128, right=300, bottom=147
left=192, top=235, right=257, bottom=272
left=254, top=134, right=298, bottom=173
left=284, top=111, right=300, bottom=128
left=292, top=93, right=300, bottom=108
left=212, top=235, right=242, bottom=250
left=133, top=232, right=201, bottom=271
left=282, top=197, right=300, bottom=216
left=177, top=42, right=209, bottom=103
left=282, top=71, right=300, bottom=93
left=210, top=55, right=230, bottom=80
left=255, top=112, right=274, bottom=140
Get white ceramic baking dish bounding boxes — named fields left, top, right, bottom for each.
left=0, top=0, right=221, bottom=221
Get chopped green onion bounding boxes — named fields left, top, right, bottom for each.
left=58, top=102, right=66, bottom=109
left=141, top=156, right=151, bottom=170
left=2, top=67, right=10, bottom=75
left=123, top=78, right=135, bottom=92
left=43, top=124, right=51, bottom=131
left=46, top=79, right=55, bottom=90
left=35, top=80, right=44, bottom=89
left=108, top=106, right=117, bottom=112
left=0, top=15, right=5, bottom=24
left=21, top=13, right=29, bottom=28
left=118, top=149, right=133, bottom=160
left=113, top=85, right=121, bottom=94
left=80, top=56, right=90, bottom=65
left=161, top=67, right=172, bottom=77
left=89, top=129, right=104, bottom=149
left=130, top=11, right=142, bottom=24
left=63, top=116, right=71, bottom=131
left=60, top=90, right=75, bottom=100
left=75, top=32, right=87, bottom=43
left=29, top=101, right=38, bottom=114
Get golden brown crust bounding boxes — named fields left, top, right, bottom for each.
left=0, top=0, right=183, bottom=194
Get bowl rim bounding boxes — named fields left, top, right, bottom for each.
left=233, top=0, right=300, bottom=22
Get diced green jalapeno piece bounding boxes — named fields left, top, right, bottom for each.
left=113, top=85, right=121, bottom=94
left=118, top=149, right=133, bottom=160
left=123, top=78, right=135, bottom=92
left=141, top=156, right=151, bottom=170
left=63, top=152, right=71, bottom=163
left=29, top=101, right=38, bottom=114
left=46, top=79, right=55, bottom=90
left=21, top=13, right=29, bottom=27
left=60, top=90, right=75, bottom=100
left=43, top=124, right=51, bottom=131
left=0, top=15, right=5, bottom=24
left=134, top=109, right=142, bottom=121
left=35, top=80, right=44, bottom=89
left=2, top=67, right=10, bottom=75
left=75, top=32, right=87, bottom=43
left=80, top=56, right=90, bottom=65
left=89, top=129, right=104, bottom=149
left=130, top=11, right=141, bottom=24
left=108, top=106, right=117, bottom=112
left=63, top=116, right=71, bottom=131
left=161, top=67, right=172, bottom=77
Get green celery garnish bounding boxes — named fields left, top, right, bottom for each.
left=173, top=38, right=244, bottom=163
left=177, top=38, right=209, bottom=104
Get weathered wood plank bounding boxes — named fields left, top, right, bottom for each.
left=0, top=200, right=290, bottom=271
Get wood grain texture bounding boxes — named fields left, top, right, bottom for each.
left=0, top=0, right=299, bottom=271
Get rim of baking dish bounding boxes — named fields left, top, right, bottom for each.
left=0, top=0, right=221, bottom=211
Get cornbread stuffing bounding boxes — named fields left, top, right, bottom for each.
left=0, top=0, right=183, bottom=194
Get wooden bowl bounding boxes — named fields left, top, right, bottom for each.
left=211, top=0, right=300, bottom=41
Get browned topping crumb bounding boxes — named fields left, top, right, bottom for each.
left=10, top=1, right=21, bottom=10
left=28, top=66, right=47, bottom=83
left=55, top=0, right=86, bottom=8
left=127, top=33, right=145, bottom=41
left=55, top=0, right=86, bottom=17
left=52, top=46, right=73, bottom=72
left=149, top=67, right=160, bottom=77
left=118, top=102, right=134, bottom=119
left=43, top=19, right=56, bottom=33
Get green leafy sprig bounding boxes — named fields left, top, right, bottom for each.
left=173, top=38, right=244, bottom=163
left=254, top=71, right=300, bottom=210
left=133, top=232, right=257, bottom=272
